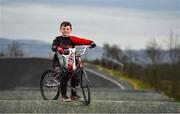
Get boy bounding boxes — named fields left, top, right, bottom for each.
left=52, top=21, right=96, bottom=102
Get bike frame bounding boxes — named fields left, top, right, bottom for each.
left=66, top=46, right=89, bottom=82
left=52, top=46, right=90, bottom=87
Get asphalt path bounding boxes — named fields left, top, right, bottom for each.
left=0, top=58, right=179, bottom=113
left=0, top=57, right=130, bottom=90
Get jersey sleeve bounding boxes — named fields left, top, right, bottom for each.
left=70, top=36, right=92, bottom=46
left=52, top=38, right=59, bottom=52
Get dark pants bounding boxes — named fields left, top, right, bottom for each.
left=53, top=54, right=79, bottom=97
left=60, top=71, right=80, bottom=96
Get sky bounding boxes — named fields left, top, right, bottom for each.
left=0, top=0, right=180, bottom=49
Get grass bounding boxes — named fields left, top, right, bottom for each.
left=92, top=64, right=153, bottom=90
left=90, top=63, right=180, bottom=102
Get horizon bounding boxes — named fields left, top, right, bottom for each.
left=0, top=37, right=173, bottom=51
left=0, top=0, right=179, bottom=49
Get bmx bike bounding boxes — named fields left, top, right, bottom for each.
left=40, top=46, right=91, bottom=105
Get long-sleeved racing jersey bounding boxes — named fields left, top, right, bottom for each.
left=52, top=35, right=92, bottom=52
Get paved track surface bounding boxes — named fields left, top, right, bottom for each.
left=0, top=58, right=179, bottom=113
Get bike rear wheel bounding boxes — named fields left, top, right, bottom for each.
left=80, top=69, right=91, bottom=105
left=40, top=69, right=60, bottom=100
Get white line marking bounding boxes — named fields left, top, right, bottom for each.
left=93, top=100, right=135, bottom=103
left=86, top=68, right=125, bottom=90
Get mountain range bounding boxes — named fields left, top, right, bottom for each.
left=0, top=38, right=103, bottom=60
left=0, top=38, right=171, bottom=65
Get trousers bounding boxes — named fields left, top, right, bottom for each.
left=52, top=55, right=80, bottom=96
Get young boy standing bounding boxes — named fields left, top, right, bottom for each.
left=52, top=21, right=96, bottom=102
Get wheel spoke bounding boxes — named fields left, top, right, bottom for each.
left=40, top=69, right=60, bottom=100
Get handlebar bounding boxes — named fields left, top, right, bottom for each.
left=76, top=45, right=90, bottom=56
left=56, top=45, right=90, bottom=57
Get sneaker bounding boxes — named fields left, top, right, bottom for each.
left=71, top=94, right=83, bottom=100
left=61, top=96, right=71, bottom=102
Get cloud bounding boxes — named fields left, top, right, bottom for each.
left=2, top=0, right=180, bottom=11
left=0, top=0, right=179, bottom=49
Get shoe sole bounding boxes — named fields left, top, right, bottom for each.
left=61, top=99, right=71, bottom=102
left=71, top=98, right=84, bottom=101
left=60, top=98, right=71, bottom=102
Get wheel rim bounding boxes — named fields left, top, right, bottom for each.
left=81, top=70, right=90, bottom=104
left=41, top=70, right=60, bottom=100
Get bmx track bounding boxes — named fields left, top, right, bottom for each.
left=0, top=58, right=179, bottom=113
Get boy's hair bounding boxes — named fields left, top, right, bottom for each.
left=60, top=21, right=72, bottom=30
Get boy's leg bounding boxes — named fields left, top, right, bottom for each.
left=53, top=54, right=70, bottom=101
left=60, top=71, right=68, bottom=96
left=60, top=71, right=71, bottom=102
left=71, top=73, right=81, bottom=97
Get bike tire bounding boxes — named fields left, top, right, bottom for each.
left=80, top=69, right=91, bottom=105
left=40, top=69, right=60, bottom=100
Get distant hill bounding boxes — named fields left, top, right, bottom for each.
left=0, top=38, right=103, bottom=60
left=0, top=38, right=170, bottom=64
left=0, top=38, right=52, bottom=58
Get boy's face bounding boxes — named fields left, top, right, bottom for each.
left=60, top=25, right=72, bottom=37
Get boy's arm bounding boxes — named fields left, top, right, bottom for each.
left=52, top=39, right=59, bottom=52
left=70, top=36, right=92, bottom=45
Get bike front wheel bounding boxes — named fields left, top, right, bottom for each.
left=40, top=69, right=60, bottom=100
left=80, top=69, right=91, bottom=105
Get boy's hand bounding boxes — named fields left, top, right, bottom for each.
left=90, top=42, right=96, bottom=48
left=57, top=47, right=64, bottom=54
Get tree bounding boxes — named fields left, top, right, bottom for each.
left=123, top=46, right=137, bottom=64
left=0, top=52, right=5, bottom=56
left=102, top=44, right=110, bottom=57
left=102, top=43, right=124, bottom=70
left=102, top=44, right=123, bottom=61
left=7, top=41, right=24, bottom=57
left=145, top=38, right=163, bottom=64
left=167, top=31, right=180, bottom=64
